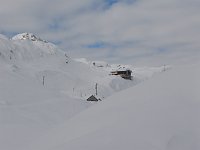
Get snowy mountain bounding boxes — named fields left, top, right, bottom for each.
left=12, top=32, right=48, bottom=43
left=0, top=33, right=175, bottom=150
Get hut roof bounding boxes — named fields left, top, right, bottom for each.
left=87, top=95, right=99, bottom=101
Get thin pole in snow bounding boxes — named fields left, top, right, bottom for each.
left=95, top=83, right=98, bottom=96
left=163, top=65, right=166, bottom=72
left=43, top=76, right=45, bottom=86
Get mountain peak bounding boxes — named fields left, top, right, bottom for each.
left=12, top=32, right=48, bottom=43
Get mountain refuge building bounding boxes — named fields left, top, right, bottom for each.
left=111, top=69, right=132, bottom=80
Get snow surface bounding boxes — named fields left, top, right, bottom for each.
left=30, top=63, right=200, bottom=150
left=0, top=33, right=168, bottom=150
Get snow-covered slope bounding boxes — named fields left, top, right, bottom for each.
left=0, top=33, right=167, bottom=150
left=31, top=63, right=200, bottom=150
left=0, top=33, right=91, bottom=150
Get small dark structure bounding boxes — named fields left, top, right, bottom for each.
left=87, top=95, right=99, bottom=102
left=111, top=69, right=132, bottom=80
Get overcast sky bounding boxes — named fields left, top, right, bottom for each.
left=0, top=0, right=200, bottom=65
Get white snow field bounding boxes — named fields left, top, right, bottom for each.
left=1, top=33, right=199, bottom=150
left=31, top=63, right=200, bottom=150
